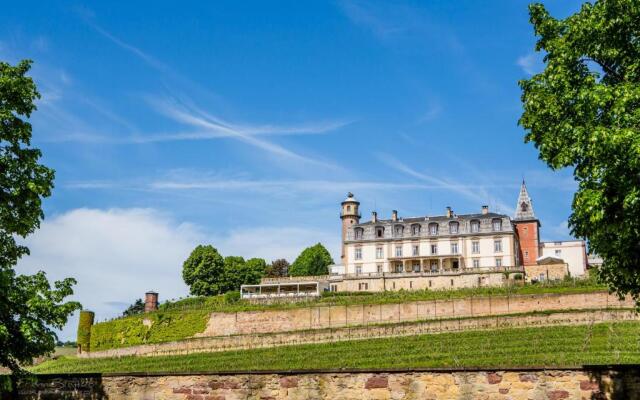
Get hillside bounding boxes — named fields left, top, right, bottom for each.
left=33, top=321, right=640, bottom=374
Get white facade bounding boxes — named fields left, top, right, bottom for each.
left=540, top=240, right=587, bottom=277
left=344, top=209, right=517, bottom=275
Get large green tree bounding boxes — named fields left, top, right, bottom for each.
left=266, top=258, right=289, bottom=278
left=519, top=1, right=640, bottom=299
left=0, top=60, right=80, bottom=374
left=182, top=247, right=266, bottom=295
left=289, top=243, right=334, bottom=276
left=182, top=245, right=226, bottom=296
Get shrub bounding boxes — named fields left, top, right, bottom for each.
left=76, top=310, right=95, bottom=352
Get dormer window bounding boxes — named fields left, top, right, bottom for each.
left=521, top=202, right=528, bottom=212
left=470, top=220, right=480, bottom=233
left=376, top=226, right=385, bottom=238
left=492, top=218, right=502, bottom=231
left=429, top=223, right=438, bottom=235
left=449, top=222, right=459, bottom=234
left=411, top=224, right=421, bottom=236
left=394, top=225, right=404, bottom=237
left=354, top=228, right=364, bottom=240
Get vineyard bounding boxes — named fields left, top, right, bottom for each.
left=32, top=321, right=640, bottom=374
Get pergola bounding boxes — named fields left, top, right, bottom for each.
left=240, top=281, right=322, bottom=299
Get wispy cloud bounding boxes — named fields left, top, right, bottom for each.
left=376, top=153, right=514, bottom=215
left=516, top=53, right=543, bottom=75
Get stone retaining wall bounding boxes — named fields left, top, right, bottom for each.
left=9, top=367, right=640, bottom=399
left=199, top=291, right=630, bottom=337
left=82, top=309, right=638, bottom=359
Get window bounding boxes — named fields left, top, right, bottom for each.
left=394, top=225, right=404, bottom=237
left=412, top=262, right=420, bottom=272
left=429, top=280, right=432, bottom=287
left=431, top=244, right=438, bottom=255
left=358, top=282, right=368, bottom=291
left=356, top=265, right=362, bottom=274
left=492, top=219, right=502, bottom=231
left=376, top=247, right=384, bottom=259
left=451, top=243, right=459, bottom=254
left=393, top=282, right=396, bottom=289
left=330, top=284, right=337, bottom=292
left=430, top=260, right=438, bottom=271
left=473, top=259, right=480, bottom=268
left=470, top=220, right=480, bottom=233
left=411, top=224, right=421, bottom=236
left=524, top=250, right=529, bottom=260
left=412, top=245, right=419, bottom=256
left=376, top=227, right=384, bottom=238
left=395, top=246, right=403, bottom=257
left=494, top=240, right=502, bottom=253
left=354, top=228, right=363, bottom=240
left=539, top=273, right=546, bottom=281
left=495, top=258, right=502, bottom=267
left=555, top=249, right=562, bottom=257
left=472, top=241, right=480, bottom=254
left=409, top=281, right=413, bottom=289
left=429, top=223, right=438, bottom=235
left=450, top=279, right=454, bottom=287
left=355, top=247, right=362, bottom=260
left=395, top=264, right=403, bottom=273
left=347, top=205, right=351, bottom=212
left=376, top=264, right=383, bottom=273
left=449, top=222, right=459, bottom=234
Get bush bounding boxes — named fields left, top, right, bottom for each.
left=224, top=291, right=241, bottom=304
left=76, top=310, right=94, bottom=352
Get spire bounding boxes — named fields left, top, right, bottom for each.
left=514, top=180, right=536, bottom=220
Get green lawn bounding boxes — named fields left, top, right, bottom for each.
left=32, top=321, right=640, bottom=374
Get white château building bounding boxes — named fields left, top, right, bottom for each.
left=340, top=193, right=517, bottom=276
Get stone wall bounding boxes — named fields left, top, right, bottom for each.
left=199, top=291, right=632, bottom=337
left=9, top=367, right=640, bottom=399
left=81, top=309, right=638, bottom=359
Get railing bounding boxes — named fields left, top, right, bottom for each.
left=333, top=266, right=524, bottom=280
left=261, top=275, right=330, bottom=284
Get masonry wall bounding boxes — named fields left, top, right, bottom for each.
left=197, top=291, right=632, bottom=337
left=10, top=367, right=640, bottom=400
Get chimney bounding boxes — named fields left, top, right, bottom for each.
left=371, top=211, right=378, bottom=223
left=482, top=205, right=489, bottom=215
left=391, top=210, right=398, bottom=221
left=144, top=291, right=158, bottom=313
left=446, top=206, right=453, bottom=218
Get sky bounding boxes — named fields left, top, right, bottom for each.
left=1, top=0, right=585, bottom=340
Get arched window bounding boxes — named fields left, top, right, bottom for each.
left=411, top=224, right=421, bottom=236
left=376, top=226, right=385, bottom=238
left=521, top=202, right=528, bottom=212
left=470, top=219, right=480, bottom=233
left=394, top=225, right=404, bottom=237
left=354, top=227, right=364, bottom=240
left=449, top=221, right=459, bottom=234
left=492, top=218, right=502, bottom=231
left=429, top=223, right=439, bottom=235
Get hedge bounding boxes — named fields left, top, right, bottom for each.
left=89, top=310, right=210, bottom=352
left=77, top=310, right=95, bottom=352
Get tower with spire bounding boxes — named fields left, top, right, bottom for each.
left=513, top=180, right=541, bottom=266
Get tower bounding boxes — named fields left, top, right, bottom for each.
left=513, top=180, right=541, bottom=267
left=340, top=192, right=361, bottom=266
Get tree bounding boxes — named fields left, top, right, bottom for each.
left=122, top=299, right=145, bottom=317
left=519, top=1, right=640, bottom=299
left=222, top=256, right=266, bottom=292
left=0, top=60, right=80, bottom=374
left=182, top=245, right=225, bottom=296
left=289, top=243, right=334, bottom=276
left=266, top=258, right=289, bottom=278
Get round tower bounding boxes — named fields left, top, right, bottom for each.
left=340, top=192, right=361, bottom=266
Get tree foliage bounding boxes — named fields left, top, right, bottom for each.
left=182, top=246, right=266, bottom=296
left=182, top=245, right=225, bottom=296
left=519, top=1, right=640, bottom=299
left=0, top=60, right=81, bottom=374
left=266, top=258, right=289, bottom=278
left=122, top=299, right=145, bottom=317
left=289, top=243, right=334, bottom=276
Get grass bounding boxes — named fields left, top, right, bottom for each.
left=31, top=321, right=640, bottom=374
left=155, top=277, right=607, bottom=315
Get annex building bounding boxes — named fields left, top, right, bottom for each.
left=242, top=181, right=591, bottom=299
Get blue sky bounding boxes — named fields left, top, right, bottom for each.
left=2, top=0, right=583, bottom=339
